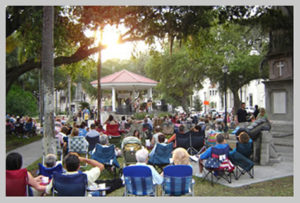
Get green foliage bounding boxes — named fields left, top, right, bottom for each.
left=6, top=85, right=38, bottom=117
left=145, top=45, right=205, bottom=111
left=133, top=112, right=148, bottom=120
left=193, top=97, right=203, bottom=112
left=80, top=101, right=90, bottom=110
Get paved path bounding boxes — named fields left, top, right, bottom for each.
left=7, top=139, right=43, bottom=168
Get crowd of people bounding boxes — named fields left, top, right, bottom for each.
left=6, top=102, right=268, bottom=196
left=6, top=114, right=38, bottom=138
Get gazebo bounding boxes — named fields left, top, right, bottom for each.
left=90, top=69, right=158, bottom=112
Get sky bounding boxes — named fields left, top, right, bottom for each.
left=85, top=24, right=162, bottom=62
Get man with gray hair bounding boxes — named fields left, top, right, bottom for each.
left=45, top=154, right=58, bottom=168
left=96, top=134, right=121, bottom=157
left=99, top=134, right=109, bottom=145
left=135, top=148, right=163, bottom=185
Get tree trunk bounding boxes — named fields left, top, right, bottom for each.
left=67, top=75, right=71, bottom=119
left=42, top=6, right=56, bottom=156
left=231, top=88, right=241, bottom=115
left=39, top=68, right=44, bottom=128
left=97, top=28, right=103, bottom=123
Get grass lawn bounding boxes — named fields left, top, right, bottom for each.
left=26, top=154, right=293, bottom=197
left=13, top=135, right=293, bottom=197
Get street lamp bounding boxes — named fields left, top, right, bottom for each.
left=222, top=65, right=229, bottom=133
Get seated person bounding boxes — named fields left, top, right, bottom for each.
left=96, top=123, right=105, bottom=133
left=78, top=122, right=88, bottom=137
left=6, top=152, right=46, bottom=196
left=135, top=148, right=163, bottom=185
left=119, top=116, right=128, bottom=133
left=56, top=126, right=69, bottom=146
left=196, top=133, right=230, bottom=178
left=167, top=125, right=185, bottom=148
left=172, top=147, right=191, bottom=165
left=230, top=131, right=253, bottom=156
left=229, top=132, right=254, bottom=172
left=97, top=134, right=122, bottom=157
left=149, top=134, right=167, bottom=157
left=104, top=114, right=118, bottom=125
left=151, top=125, right=164, bottom=146
left=44, top=154, right=61, bottom=168
left=45, top=152, right=104, bottom=196
left=86, top=124, right=100, bottom=138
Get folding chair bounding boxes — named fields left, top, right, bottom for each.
left=188, top=131, right=205, bottom=155
left=123, top=165, right=157, bottom=196
left=148, top=143, right=173, bottom=173
left=6, top=168, right=31, bottom=196
left=105, top=123, right=121, bottom=138
left=162, top=165, right=194, bottom=196
left=85, top=136, right=100, bottom=154
left=38, top=163, right=63, bottom=180
left=203, top=145, right=235, bottom=186
left=91, top=144, right=120, bottom=177
left=176, top=132, right=190, bottom=150
left=232, top=141, right=254, bottom=180
left=52, top=172, right=88, bottom=196
left=68, top=136, right=89, bottom=166
left=122, top=143, right=142, bottom=166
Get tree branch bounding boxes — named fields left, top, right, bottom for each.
left=6, top=44, right=104, bottom=93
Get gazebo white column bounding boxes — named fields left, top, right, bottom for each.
left=112, top=87, right=116, bottom=112
left=147, top=88, right=153, bottom=99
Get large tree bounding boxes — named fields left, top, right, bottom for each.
left=187, top=23, right=269, bottom=114
left=41, top=6, right=56, bottom=156
left=145, top=45, right=205, bottom=112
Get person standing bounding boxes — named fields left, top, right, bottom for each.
left=235, top=102, right=248, bottom=125
left=253, top=105, right=260, bottom=119
left=82, top=107, right=90, bottom=127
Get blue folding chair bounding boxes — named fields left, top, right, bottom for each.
left=162, top=165, right=194, bottom=196
left=148, top=143, right=173, bottom=172
left=85, top=136, right=100, bottom=154
left=91, top=144, right=120, bottom=177
left=123, top=165, right=157, bottom=196
left=38, top=163, right=63, bottom=180
left=52, top=172, right=88, bottom=196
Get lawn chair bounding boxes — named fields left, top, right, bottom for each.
left=122, top=142, right=142, bottom=166
left=68, top=136, right=89, bottom=166
left=176, top=132, right=190, bottom=150
left=203, top=145, right=235, bottom=186
left=189, top=131, right=205, bottom=155
left=85, top=136, right=100, bottom=154
left=148, top=143, right=173, bottom=173
left=162, top=165, right=194, bottom=196
left=123, top=165, right=157, bottom=196
left=52, top=171, right=88, bottom=196
left=37, top=163, right=64, bottom=180
left=231, top=140, right=254, bottom=180
left=105, top=123, right=121, bottom=138
left=6, top=168, right=32, bottom=196
left=91, top=144, right=120, bottom=177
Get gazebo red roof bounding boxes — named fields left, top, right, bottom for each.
left=90, top=69, right=158, bottom=85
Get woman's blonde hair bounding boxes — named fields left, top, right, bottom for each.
left=71, top=127, right=79, bottom=137
left=172, top=147, right=190, bottom=165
